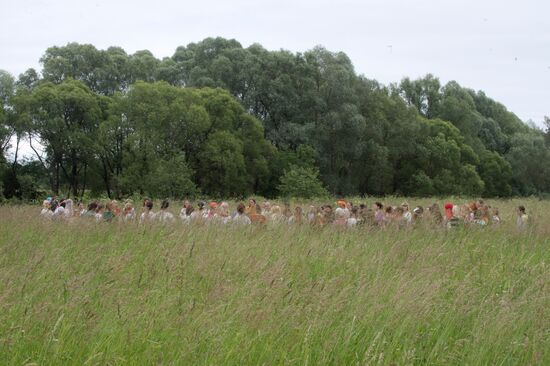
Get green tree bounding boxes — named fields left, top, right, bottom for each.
left=278, top=165, right=328, bottom=198
left=29, top=79, right=101, bottom=196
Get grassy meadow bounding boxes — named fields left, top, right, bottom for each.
left=0, top=198, right=549, bottom=365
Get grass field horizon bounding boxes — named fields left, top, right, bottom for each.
left=1, top=199, right=549, bottom=365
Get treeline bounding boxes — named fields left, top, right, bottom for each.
left=1, top=37, right=549, bottom=200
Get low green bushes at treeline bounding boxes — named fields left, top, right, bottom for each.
left=1, top=37, right=549, bottom=200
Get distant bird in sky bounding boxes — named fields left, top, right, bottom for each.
left=515, top=57, right=518, bottom=61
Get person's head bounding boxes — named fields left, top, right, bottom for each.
left=209, top=202, right=218, bottom=210
left=248, top=198, right=256, bottom=207
left=88, top=201, right=98, bottom=211
left=42, top=200, right=50, bottom=209
left=237, top=203, right=246, bottom=214
left=517, top=205, right=526, bottom=214
left=106, top=201, right=115, bottom=212
left=396, top=206, right=404, bottom=215
left=271, top=205, right=281, bottom=215
left=337, top=200, right=346, bottom=209
left=294, top=206, right=302, bottom=215
left=323, top=205, right=333, bottom=214
left=492, top=208, right=499, bottom=216
left=186, top=205, right=194, bottom=216
left=262, top=201, right=271, bottom=212
left=429, top=203, right=441, bottom=213
left=444, top=203, right=454, bottom=219
left=255, top=204, right=263, bottom=214
left=161, top=199, right=169, bottom=210
left=146, top=200, right=154, bottom=211
left=452, top=205, right=461, bottom=217
left=96, top=203, right=105, bottom=213
left=143, top=198, right=151, bottom=207
left=283, top=204, right=293, bottom=217
left=124, top=201, right=133, bottom=213
left=182, top=199, right=190, bottom=208
left=218, top=201, right=228, bottom=213
left=374, top=202, right=383, bottom=211
left=351, top=206, right=359, bottom=217
left=401, top=202, right=409, bottom=212
left=197, top=201, right=205, bottom=210
left=50, top=199, right=58, bottom=211
left=385, top=206, right=393, bottom=214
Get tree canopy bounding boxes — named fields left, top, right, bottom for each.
left=1, top=38, right=549, bottom=199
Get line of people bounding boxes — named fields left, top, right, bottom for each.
left=39, top=197, right=531, bottom=229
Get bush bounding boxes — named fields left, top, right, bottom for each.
left=277, top=165, right=328, bottom=199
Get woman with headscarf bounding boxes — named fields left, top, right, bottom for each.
left=444, top=203, right=460, bottom=228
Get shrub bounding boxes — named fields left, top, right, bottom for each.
left=277, top=165, right=328, bottom=199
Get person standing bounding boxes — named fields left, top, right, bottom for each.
left=156, top=199, right=175, bottom=224
left=233, top=203, right=251, bottom=226
left=516, top=205, right=529, bottom=229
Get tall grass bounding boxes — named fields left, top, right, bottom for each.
left=0, top=200, right=549, bottom=365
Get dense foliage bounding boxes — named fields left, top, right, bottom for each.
left=1, top=38, right=549, bottom=199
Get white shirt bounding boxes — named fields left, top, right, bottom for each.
left=156, top=210, right=175, bottom=224
left=53, top=206, right=65, bottom=218
left=40, top=208, right=53, bottom=219
left=140, top=211, right=156, bottom=223
left=180, top=208, right=191, bottom=224
left=124, top=209, right=136, bottom=221
left=403, top=211, right=412, bottom=224
left=232, top=213, right=251, bottom=225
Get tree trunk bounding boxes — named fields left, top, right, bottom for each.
left=101, top=157, right=112, bottom=198
left=54, top=162, right=60, bottom=195
left=71, top=151, right=78, bottom=198
left=80, top=163, right=87, bottom=200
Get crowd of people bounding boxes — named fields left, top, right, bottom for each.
left=39, top=197, right=531, bottom=230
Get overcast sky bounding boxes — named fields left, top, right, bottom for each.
left=1, top=0, right=549, bottom=125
